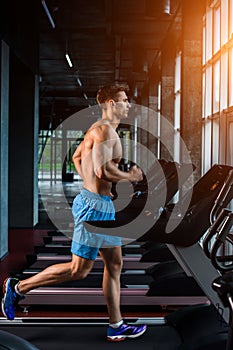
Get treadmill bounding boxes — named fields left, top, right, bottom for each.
left=15, top=164, right=233, bottom=311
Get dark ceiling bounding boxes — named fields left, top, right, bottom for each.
left=39, top=0, right=182, bottom=129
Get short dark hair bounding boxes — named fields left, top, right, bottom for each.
left=96, top=83, right=129, bottom=104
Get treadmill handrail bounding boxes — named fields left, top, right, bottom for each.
left=203, top=208, right=232, bottom=258
left=210, top=212, right=233, bottom=272
left=210, top=169, right=233, bottom=224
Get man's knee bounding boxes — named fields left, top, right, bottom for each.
left=70, top=257, right=93, bottom=280
left=70, top=268, right=89, bottom=280
left=105, top=258, right=123, bottom=276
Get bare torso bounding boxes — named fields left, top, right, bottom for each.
left=79, top=120, right=122, bottom=195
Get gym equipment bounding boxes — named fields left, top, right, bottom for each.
left=82, top=164, right=233, bottom=322
left=15, top=164, right=232, bottom=311
left=0, top=330, right=39, bottom=350
left=80, top=160, right=194, bottom=234
left=84, top=164, right=232, bottom=245
left=212, top=273, right=233, bottom=350
left=203, top=208, right=233, bottom=273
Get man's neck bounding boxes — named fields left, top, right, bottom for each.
left=102, top=117, right=119, bottom=130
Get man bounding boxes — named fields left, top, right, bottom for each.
left=1, top=83, right=147, bottom=342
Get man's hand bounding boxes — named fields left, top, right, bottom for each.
left=128, top=165, right=143, bottom=183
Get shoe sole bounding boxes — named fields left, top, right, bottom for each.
left=107, top=327, right=147, bottom=342
left=1, top=278, right=10, bottom=319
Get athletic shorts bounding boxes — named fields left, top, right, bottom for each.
left=71, top=188, right=122, bottom=260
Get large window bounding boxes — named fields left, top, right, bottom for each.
left=202, top=0, right=233, bottom=171
left=39, top=129, right=83, bottom=181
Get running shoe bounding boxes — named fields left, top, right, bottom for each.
left=1, top=277, right=24, bottom=320
left=107, top=323, right=147, bottom=342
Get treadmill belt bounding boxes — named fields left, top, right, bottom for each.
left=0, top=325, right=181, bottom=350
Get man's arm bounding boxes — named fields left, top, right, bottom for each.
left=72, top=141, right=84, bottom=178
left=92, top=127, right=142, bottom=183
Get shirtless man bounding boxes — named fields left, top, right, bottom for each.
left=1, top=83, right=147, bottom=341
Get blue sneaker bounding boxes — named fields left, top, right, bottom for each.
left=1, top=278, right=24, bottom=320
left=107, top=323, right=147, bottom=342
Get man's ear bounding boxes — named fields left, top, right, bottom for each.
left=108, top=99, right=115, bottom=107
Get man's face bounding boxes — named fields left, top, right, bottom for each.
left=113, top=91, right=131, bottom=119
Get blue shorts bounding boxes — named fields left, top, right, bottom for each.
left=71, top=189, right=122, bottom=260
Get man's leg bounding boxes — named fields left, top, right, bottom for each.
left=2, top=254, right=94, bottom=320
left=99, top=246, right=123, bottom=324
left=17, top=254, right=94, bottom=293
left=99, top=246, right=147, bottom=342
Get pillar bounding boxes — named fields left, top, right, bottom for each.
left=0, top=41, right=9, bottom=258
left=8, top=53, right=39, bottom=227
left=180, top=0, right=204, bottom=176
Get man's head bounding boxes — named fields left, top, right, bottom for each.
left=96, top=83, right=131, bottom=120
left=96, top=83, right=130, bottom=105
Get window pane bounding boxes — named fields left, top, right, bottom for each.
left=214, top=6, right=220, bottom=54
left=220, top=52, right=228, bottom=110
left=205, top=66, right=212, bottom=116
left=175, top=52, right=181, bottom=92
left=157, top=82, right=161, bottom=158
left=230, top=0, right=233, bottom=36
left=206, top=8, right=213, bottom=60
left=229, top=48, right=233, bottom=106
left=212, top=119, right=219, bottom=164
left=227, top=121, right=233, bottom=164
left=174, top=52, right=181, bottom=129
left=221, top=0, right=228, bottom=45
left=203, top=119, right=212, bottom=172
left=203, top=24, right=206, bottom=65
left=213, top=60, right=220, bottom=113
left=174, top=52, right=181, bottom=163
left=202, top=72, right=206, bottom=117
left=202, top=123, right=205, bottom=175
left=174, top=94, right=180, bottom=129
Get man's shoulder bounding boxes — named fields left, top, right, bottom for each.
left=88, top=121, right=116, bottom=138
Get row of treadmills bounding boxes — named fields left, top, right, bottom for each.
left=1, top=161, right=233, bottom=349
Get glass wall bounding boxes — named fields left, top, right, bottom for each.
left=202, top=0, right=233, bottom=173
left=38, top=128, right=83, bottom=181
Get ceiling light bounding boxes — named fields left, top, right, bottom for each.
left=41, top=0, right=55, bottom=29
left=83, top=93, right=88, bottom=100
left=65, top=53, right=73, bottom=68
left=77, top=78, right=82, bottom=87
left=145, top=0, right=171, bottom=17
